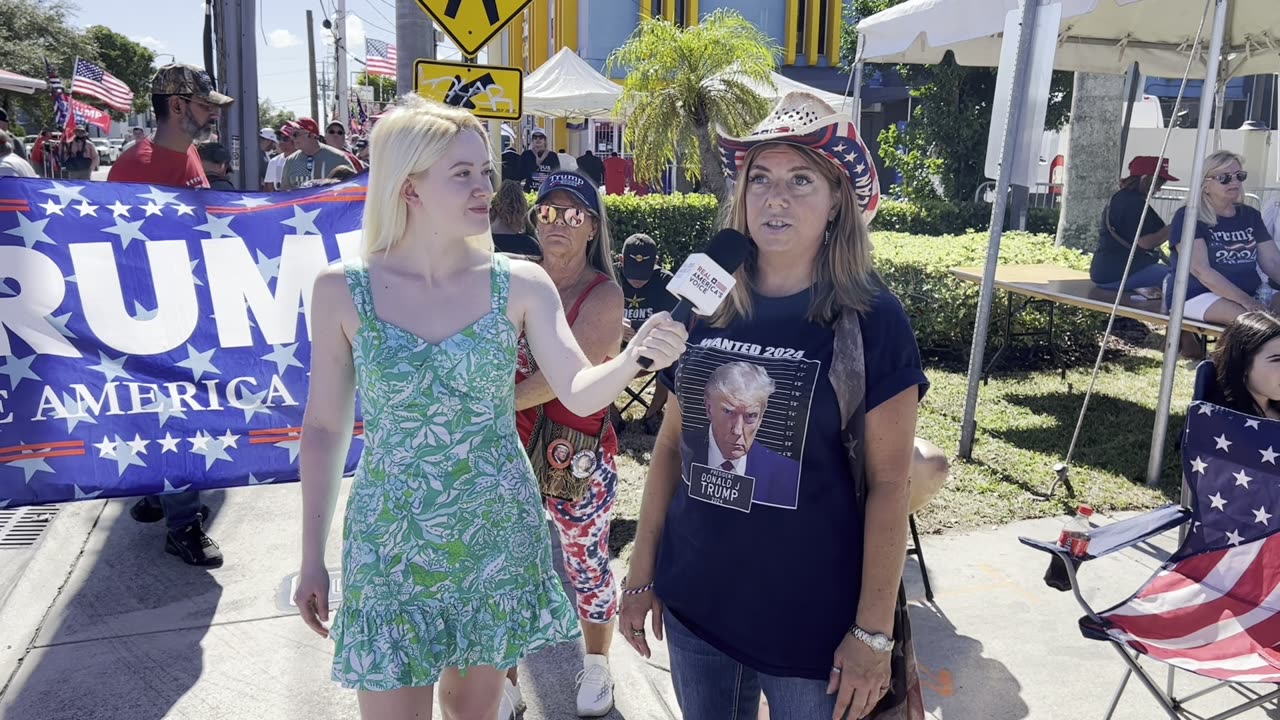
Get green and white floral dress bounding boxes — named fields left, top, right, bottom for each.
left=331, top=253, right=580, bottom=691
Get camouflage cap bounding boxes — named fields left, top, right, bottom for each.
left=151, top=64, right=234, bottom=107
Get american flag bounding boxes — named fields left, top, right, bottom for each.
left=1093, top=398, right=1280, bottom=682
left=71, top=58, right=135, bottom=113
left=45, top=59, right=71, bottom=132
left=365, top=38, right=397, bottom=78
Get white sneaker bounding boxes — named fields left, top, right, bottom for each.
left=497, top=677, right=524, bottom=720
left=575, top=654, right=615, bottom=717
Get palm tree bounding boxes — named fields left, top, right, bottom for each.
left=605, top=9, right=779, bottom=199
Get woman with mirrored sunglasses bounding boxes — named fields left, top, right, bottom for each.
left=505, top=170, right=628, bottom=717
left=1166, top=150, right=1278, bottom=325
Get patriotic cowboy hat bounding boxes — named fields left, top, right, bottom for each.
left=719, top=92, right=880, bottom=223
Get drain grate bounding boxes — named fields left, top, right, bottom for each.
left=0, top=506, right=59, bottom=549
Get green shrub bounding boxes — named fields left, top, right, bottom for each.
left=873, top=231, right=1105, bottom=360
left=603, top=192, right=719, bottom=266
left=874, top=199, right=1060, bottom=235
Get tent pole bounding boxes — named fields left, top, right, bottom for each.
left=850, top=34, right=866, bottom=126
left=1118, top=62, right=1141, bottom=171
left=1145, top=0, right=1229, bottom=487
left=957, top=0, right=1040, bottom=459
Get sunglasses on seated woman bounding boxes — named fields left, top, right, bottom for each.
left=533, top=204, right=593, bottom=227
left=1211, top=171, right=1248, bottom=185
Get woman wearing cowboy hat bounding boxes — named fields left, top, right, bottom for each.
left=619, top=92, right=928, bottom=720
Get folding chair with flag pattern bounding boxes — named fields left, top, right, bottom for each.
left=1020, top=360, right=1280, bottom=719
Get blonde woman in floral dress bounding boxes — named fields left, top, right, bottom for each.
left=294, top=95, right=688, bottom=720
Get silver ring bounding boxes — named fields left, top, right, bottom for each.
left=631, top=629, right=645, bottom=637
left=831, top=665, right=842, bottom=673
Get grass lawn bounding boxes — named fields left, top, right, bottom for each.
left=605, top=340, right=1194, bottom=560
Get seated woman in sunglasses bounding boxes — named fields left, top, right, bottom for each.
left=1167, top=150, right=1278, bottom=325
left=506, top=170, right=627, bottom=717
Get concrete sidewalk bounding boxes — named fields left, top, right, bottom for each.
left=1, top=483, right=1278, bottom=720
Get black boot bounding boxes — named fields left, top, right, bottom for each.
left=165, top=520, right=224, bottom=567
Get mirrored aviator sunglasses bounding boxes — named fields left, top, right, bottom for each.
left=534, top=204, right=589, bottom=227
left=1212, top=171, right=1248, bottom=185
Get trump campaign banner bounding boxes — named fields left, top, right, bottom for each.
left=0, top=177, right=367, bottom=508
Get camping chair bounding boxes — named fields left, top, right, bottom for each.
left=1020, top=360, right=1280, bottom=719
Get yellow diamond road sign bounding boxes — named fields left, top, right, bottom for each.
left=416, top=0, right=534, bottom=57
left=415, top=59, right=523, bottom=121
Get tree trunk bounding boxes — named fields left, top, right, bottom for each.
left=693, top=122, right=728, bottom=201
left=1055, top=72, right=1126, bottom=250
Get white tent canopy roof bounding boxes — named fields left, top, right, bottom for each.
left=522, top=48, right=622, bottom=119
left=0, top=69, right=46, bottom=95
left=754, top=72, right=852, bottom=112
left=857, top=0, right=1280, bottom=78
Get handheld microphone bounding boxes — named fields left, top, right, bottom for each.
left=636, top=229, right=751, bottom=369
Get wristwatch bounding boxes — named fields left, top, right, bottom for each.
left=849, top=624, right=895, bottom=654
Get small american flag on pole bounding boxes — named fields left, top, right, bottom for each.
left=365, top=38, right=397, bottom=78
left=71, top=58, right=135, bottom=112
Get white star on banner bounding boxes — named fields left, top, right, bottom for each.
left=1190, top=456, right=1208, bottom=474
left=140, top=201, right=164, bottom=217
left=158, top=432, right=181, bottom=453
left=102, top=217, right=149, bottom=249
left=193, top=213, right=236, bottom=239
left=132, top=302, right=158, bottom=321
left=1262, top=446, right=1279, bottom=464
left=233, top=386, right=272, bottom=423
left=106, top=200, right=132, bottom=218
left=1245, top=418, right=1261, bottom=430
left=1226, top=529, right=1245, bottom=546
left=139, top=186, right=178, bottom=206
left=1209, top=492, right=1228, bottom=510
left=73, top=485, right=103, bottom=500
left=171, top=202, right=195, bottom=217
left=188, top=432, right=211, bottom=452
left=109, top=434, right=147, bottom=475
left=1198, top=402, right=1215, bottom=416
left=162, top=478, right=192, bottom=494
left=1233, top=469, right=1253, bottom=488
left=1215, top=434, right=1233, bottom=452
left=59, top=394, right=98, bottom=433
left=256, top=250, right=281, bottom=283
left=142, top=396, right=188, bottom=428
left=46, top=313, right=75, bottom=338
left=176, top=343, right=220, bottom=381
left=190, top=260, right=205, bottom=287
left=274, top=437, right=302, bottom=462
left=1255, top=507, right=1273, bottom=526
left=193, top=436, right=234, bottom=469
left=261, top=343, right=303, bottom=374
left=3, top=448, right=54, bottom=483
left=39, top=199, right=65, bottom=216
left=126, top=434, right=150, bottom=456
left=4, top=214, right=55, bottom=248
left=0, top=281, right=13, bottom=297
left=232, top=196, right=273, bottom=208
left=41, top=182, right=87, bottom=205
left=218, top=429, right=241, bottom=449
left=0, top=354, right=41, bottom=390
left=0, top=499, right=9, bottom=509
left=74, top=201, right=98, bottom=217
left=280, top=205, right=321, bottom=235
left=247, top=473, right=276, bottom=485
left=94, top=436, right=118, bottom=458
left=87, top=351, right=132, bottom=383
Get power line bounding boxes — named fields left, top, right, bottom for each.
left=359, top=0, right=394, bottom=30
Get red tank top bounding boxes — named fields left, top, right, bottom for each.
left=515, top=273, right=618, bottom=456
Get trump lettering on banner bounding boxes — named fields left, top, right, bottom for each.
left=0, top=177, right=368, bottom=508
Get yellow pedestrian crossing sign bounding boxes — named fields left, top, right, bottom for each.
left=415, top=0, right=534, bottom=56
left=414, top=59, right=523, bottom=121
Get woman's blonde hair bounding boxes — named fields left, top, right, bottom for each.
left=490, top=179, right=530, bottom=231
left=1196, top=150, right=1246, bottom=226
left=361, top=94, right=492, bottom=258
left=537, top=171, right=618, bottom=284
left=711, top=143, right=878, bottom=327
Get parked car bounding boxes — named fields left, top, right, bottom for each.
left=109, top=138, right=124, bottom=154
left=91, top=138, right=116, bottom=165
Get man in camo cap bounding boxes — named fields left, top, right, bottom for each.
left=110, top=64, right=234, bottom=567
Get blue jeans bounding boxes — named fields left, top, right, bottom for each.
left=1093, top=262, right=1171, bottom=291
left=664, top=608, right=838, bottom=719
left=144, top=491, right=203, bottom=531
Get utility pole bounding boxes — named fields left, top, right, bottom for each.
left=306, top=9, right=319, bottom=120
left=335, top=0, right=349, bottom=128
left=214, top=0, right=263, bottom=190
left=396, top=0, right=436, bottom=96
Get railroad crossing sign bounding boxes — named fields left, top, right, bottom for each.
left=415, top=0, right=535, bottom=56
left=414, top=59, right=523, bottom=120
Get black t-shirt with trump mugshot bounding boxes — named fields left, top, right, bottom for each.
left=655, top=286, right=928, bottom=679
left=620, top=269, right=677, bottom=329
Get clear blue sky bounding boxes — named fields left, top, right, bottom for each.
left=71, top=0, right=474, bottom=120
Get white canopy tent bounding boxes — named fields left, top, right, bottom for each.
left=854, top=0, right=1279, bottom=485
left=522, top=47, right=622, bottom=119
left=748, top=72, right=851, bottom=110
left=0, top=69, right=46, bottom=95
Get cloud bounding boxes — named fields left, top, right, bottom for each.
left=133, top=35, right=167, bottom=52
left=267, top=29, right=300, bottom=49
left=321, top=14, right=366, bottom=53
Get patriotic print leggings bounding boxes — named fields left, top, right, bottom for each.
left=544, top=458, right=619, bottom=623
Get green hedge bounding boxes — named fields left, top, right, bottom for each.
left=874, top=199, right=1061, bottom=236
left=874, top=231, right=1104, bottom=360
